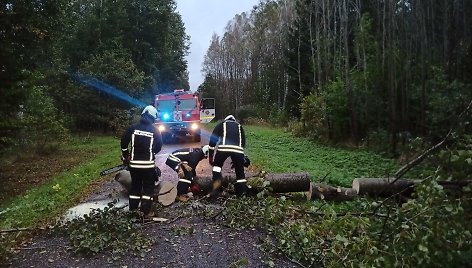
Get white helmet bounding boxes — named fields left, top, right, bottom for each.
left=142, top=105, right=158, bottom=120
left=224, top=115, right=236, bottom=121
left=201, top=145, right=210, bottom=157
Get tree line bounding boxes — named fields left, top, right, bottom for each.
left=200, top=0, right=472, bottom=155
left=0, top=0, right=188, bottom=151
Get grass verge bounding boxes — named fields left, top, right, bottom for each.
left=0, top=135, right=119, bottom=229
left=243, top=125, right=400, bottom=186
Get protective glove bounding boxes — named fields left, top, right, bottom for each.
left=177, top=166, right=185, bottom=179
left=121, top=155, right=130, bottom=166
left=244, top=155, right=251, bottom=167
left=181, top=162, right=193, bottom=172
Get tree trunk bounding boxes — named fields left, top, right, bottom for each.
left=307, top=183, right=357, bottom=201
left=116, top=171, right=311, bottom=194
left=352, top=178, right=419, bottom=197
left=195, top=172, right=311, bottom=193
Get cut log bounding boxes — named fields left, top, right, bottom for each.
left=157, top=182, right=177, bottom=206
left=115, top=170, right=132, bottom=192
left=307, top=183, right=357, bottom=201
left=352, top=178, right=420, bottom=197
left=194, top=172, right=311, bottom=193
left=114, top=171, right=177, bottom=206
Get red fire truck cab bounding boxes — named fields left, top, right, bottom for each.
left=154, top=89, right=215, bottom=142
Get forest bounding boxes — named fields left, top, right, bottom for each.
left=1, top=0, right=471, bottom=154
left=200, top=0, right=472, bottom=155
left=1, top=0, right=189, bottom=149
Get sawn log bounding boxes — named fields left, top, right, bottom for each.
left=352, top=178, right=419, bottom=197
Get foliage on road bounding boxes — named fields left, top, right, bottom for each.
left=223, top=179, right=472, bottom=267
left=54, top=202, right=153, bottom=262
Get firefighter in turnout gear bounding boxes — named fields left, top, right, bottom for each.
left=121, top=105, right=163, bottom=219
left=208, top=115, right=248, bottom=197
left=165, top=145, right=210, bottom=202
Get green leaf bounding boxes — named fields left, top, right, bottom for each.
left=418, top=244, right=428, bottom=253
left=451, top=155, right=460, bottom=162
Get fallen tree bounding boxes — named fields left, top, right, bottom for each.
left=115, top=171, right=311, bottom=194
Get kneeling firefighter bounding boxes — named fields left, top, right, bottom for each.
left=165, top=145, right=210, bottom=202
left=121, top=105, right=163, bottom=218
left=208, top=115, right=248, bottom=197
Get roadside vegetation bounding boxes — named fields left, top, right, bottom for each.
left=2, top=124, right=471, bottom=267
left=0, top=135, right=119, bottom=259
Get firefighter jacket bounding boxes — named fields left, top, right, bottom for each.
left=209, top=118, right=245, bottom=158
left=121, top=118, right=162, bottom=169
left=166, top=148, right=206, bottom=172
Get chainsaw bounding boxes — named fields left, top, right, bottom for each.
left=100, top=164, right=162, bottom=178
left=100, top=164, right=127, bottom=176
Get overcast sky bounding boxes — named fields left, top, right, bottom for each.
left=175, top=0, right=260, bottom=91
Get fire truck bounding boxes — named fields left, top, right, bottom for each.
left=154, top=89, right=215, bottom=142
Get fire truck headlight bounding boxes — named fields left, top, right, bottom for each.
left=158, top=125, right=166, bottom=132
left=190, top=123, right=199, bottom=130
left=163, top=113, right=170, bottom=120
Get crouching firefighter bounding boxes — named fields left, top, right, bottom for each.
left=121, top=105, right=163, bottom=219
left=165, top=145, right=210, bottom=202
left=208, top=115, right=248, bottom=198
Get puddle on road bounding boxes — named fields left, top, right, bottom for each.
left=63, top=195, right=128, bottom=221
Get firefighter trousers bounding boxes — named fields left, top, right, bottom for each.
left=129, top=167, right=155, bottom=214
left=176, top=165, right=195, bottom=195
left=212, top=151, right=248, bottom=196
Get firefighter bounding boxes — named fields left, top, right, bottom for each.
left=165, top=145, right=210, bottom=202
left=121, top=105, right=163, bottom=219
left=208, top=115, right=248, bottom=197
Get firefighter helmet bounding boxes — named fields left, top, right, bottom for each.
left=142, top=105, right=158, bottom=120
left=224, top=115, right=236, bottom=121
left=201, top=145, right=210, bottom=157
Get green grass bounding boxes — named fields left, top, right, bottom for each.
left=0, top=135, right=120, bottom=229
left=1, top=124, right=401, bottom=228
left=243, top=125, right=399, bottom=187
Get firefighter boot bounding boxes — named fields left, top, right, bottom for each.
left=175, top=194, right=190, bottom=202
left=234, top=182, right=249, bottom=196
left=143, top=211, right=155, bottom=222
left=207, top=179, right=223, bottom=199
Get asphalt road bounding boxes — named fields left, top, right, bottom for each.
left=9, top=135, right=299, bottom=268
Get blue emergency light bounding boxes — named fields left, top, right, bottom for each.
left=186, top=112, right=191, bottom=117
left=163, top=113, right=170, bottom=120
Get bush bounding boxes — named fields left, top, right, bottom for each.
left=21, top=83, right=70, bottom=154
left=235, top=105, right=259, bottom=123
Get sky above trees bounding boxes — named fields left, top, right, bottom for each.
left=176, top=0, right=259, bottom=91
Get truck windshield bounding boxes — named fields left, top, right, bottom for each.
left=178, top=99, right=197, bottom=110
left=157, top=100, right=175, bottom=111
